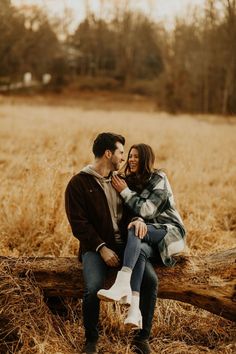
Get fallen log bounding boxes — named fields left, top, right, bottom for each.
left=0, top=248, right=235, bottom=322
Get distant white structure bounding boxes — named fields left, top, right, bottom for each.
left=23, top=72, right=32, bottom=86
left=32, top=21, right=40, bottom=32
left=42, top=73, right=52, bottom=85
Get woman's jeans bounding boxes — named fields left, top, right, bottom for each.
left=82, top=225, right=166, bottom=342
left=124, top=225, right=166, bottom=292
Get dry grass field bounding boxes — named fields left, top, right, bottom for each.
left=0, top=94, right=235, bottom=353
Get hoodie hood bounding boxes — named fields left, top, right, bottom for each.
left=81, top=164, right=115, bottom=182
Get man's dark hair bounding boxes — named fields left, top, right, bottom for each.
left=92, top=132, right=125, bottom=158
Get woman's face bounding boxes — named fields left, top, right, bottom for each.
left=128, top=148, right=139, bottom=173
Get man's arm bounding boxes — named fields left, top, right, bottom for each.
left=65, top=177, right=120, bottom=267
left=65, top=178, right=104, bottom=251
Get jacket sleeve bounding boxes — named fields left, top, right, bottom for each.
left=65, top=178, right=104, bottom=251
left=120, top=175, right=169, bottom=220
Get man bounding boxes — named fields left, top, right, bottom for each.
left=65, top=132, right=157, bottom=354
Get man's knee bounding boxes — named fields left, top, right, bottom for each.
left=84, top=280, right=103, bottom=298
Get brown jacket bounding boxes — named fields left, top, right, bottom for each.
left=65, top=172, right=129, bottom=260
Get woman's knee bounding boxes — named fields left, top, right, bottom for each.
left=127, top=227, right=141, bottom=247
left=140, top=243, right=154, bottom=260
left=128, top=227, right=138, bottom=239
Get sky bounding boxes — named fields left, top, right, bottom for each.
left=12, top=0, right=206, bottom=30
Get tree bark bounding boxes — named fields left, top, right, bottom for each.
left=0, top=248, right=235, bottom=322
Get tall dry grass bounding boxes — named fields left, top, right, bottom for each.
left=0, top=98, right=235, bottom=353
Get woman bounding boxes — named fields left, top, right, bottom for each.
left=97, top=144, right=186, bottom=329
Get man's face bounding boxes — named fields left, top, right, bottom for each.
left=110, top=142, right=125, bottom=171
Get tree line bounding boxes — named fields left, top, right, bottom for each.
left=1, top=0, right=236, bottom=115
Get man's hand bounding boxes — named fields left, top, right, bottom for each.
left=99, top=246, right=120, bottom=267
left=128, top=220, right=147, bottom=239
left=112, top=175, right=128, bottom=193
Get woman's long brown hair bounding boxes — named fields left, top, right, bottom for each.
left=124, top=144, right=156, bottom=192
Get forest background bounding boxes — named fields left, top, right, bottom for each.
left=1, top=0, right=236, bottom=114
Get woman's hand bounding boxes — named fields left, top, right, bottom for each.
left=112, top=175, right=128, bottom=193
left=128, top=220, right=147, bottom=239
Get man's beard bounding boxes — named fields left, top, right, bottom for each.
left=110, top=158, right=120, bottom=171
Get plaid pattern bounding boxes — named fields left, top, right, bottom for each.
left=120, top=171, right=186, bottom=266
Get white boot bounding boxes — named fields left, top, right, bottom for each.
left=97, top=269, right=132, bottom=305
left=124, top=294, right=142, bottom=329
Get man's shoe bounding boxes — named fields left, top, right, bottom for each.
left=81, top=340, right=98, bottom=354
left=132, top=338, right=151, bottom=354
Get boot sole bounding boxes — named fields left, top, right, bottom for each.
left=97, top=293, right=131, bottom=305
left=124, top=321, right=142, bottom=330
left=97, top=293, right=116, bottom=302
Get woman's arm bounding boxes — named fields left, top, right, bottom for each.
left=112, top=174, right=169, bottom=219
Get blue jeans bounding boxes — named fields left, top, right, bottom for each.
left=124, top=225, right=166, bottom=293
left=82, top=229, right=162, bottom=341
left=82, top=251, right=108, bottom=342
